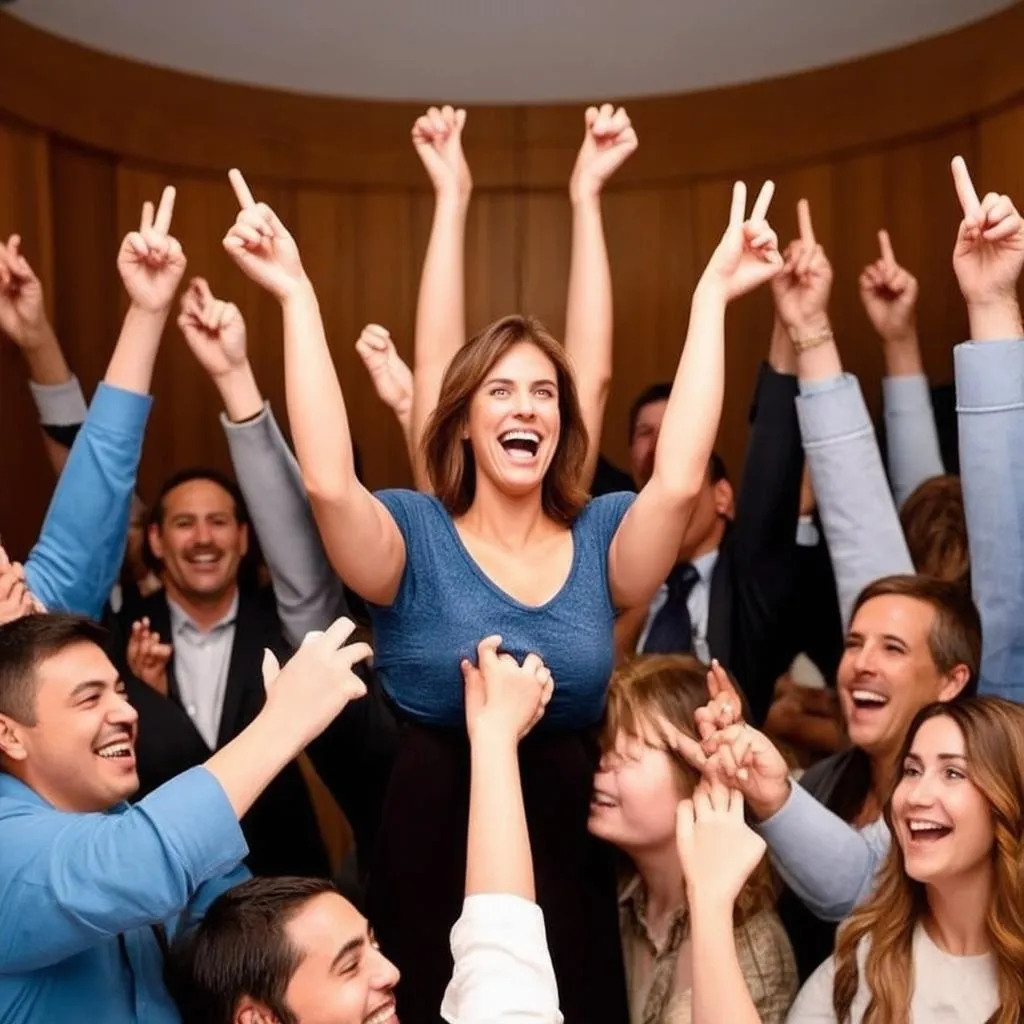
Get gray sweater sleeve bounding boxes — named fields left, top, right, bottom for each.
left=222, top=403, right=348, bottom=647
left=797, top=374, right=914, bottom=628
left=882, top=373, right=945, bottom=508
left=755, top=782, right=890, bottom=922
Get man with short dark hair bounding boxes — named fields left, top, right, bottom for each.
left=0, top=611, right=372, bottom=1023
left=118, top=466, right=330, bottom=878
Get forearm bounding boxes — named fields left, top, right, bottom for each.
left=466, top=734, right=533, bottom=899
left=651, top=282, right=727, bottom=499
left=223, top=401, right=347, bottom=645
left=28, top=375, right=88, bottom=478
left=793, top=315, right=843, bottom=383
left=214, top=362, right=264, bottom=423
left=689, top=900, right=761, bottom=1024
left=882, top=372, right=944, bottom=507
left=17, top=321, right=72, bottom=386
left=103, top=304, right=169, bottom=394
left=281, top=280, right=360, bottom=502
left=411, top=193, right=469, bottom=466
left=564, top=194, right=612, bottom=488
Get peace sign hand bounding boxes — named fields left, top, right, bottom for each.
left=570, top=104, right=638, bottom=203
left=699, top=180, right=782, bottom=302
left=950, top=156, right=1024, bottom=311
left=117, top=187, right=187, bottom=313
left=411, top=105, right=471, bottom=201
left=859, top=230, right=919, bottom=345
left=771, top=199, right=833, bottom=332
left=177, top=277, right=248, bottom=380
left=222, top=169, right=307, bottom=302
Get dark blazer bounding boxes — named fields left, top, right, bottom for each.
left=704, top=364, right=809, bottom=725
left=113, top=588, right=331, bottom=880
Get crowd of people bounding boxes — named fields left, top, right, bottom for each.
left=0, top=101, right=1021, bottom=1023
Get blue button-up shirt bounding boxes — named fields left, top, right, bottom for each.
left=0, top=767, right=249, bottom=1023
left=23, top=381, right=151, bottom=621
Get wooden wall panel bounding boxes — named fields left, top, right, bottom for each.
left=0, top=8, right=1023, bottom=550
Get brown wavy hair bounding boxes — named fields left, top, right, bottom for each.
left=421, top=315, right=589, bottom=525
left=832, top=698, right=1024, bottom=1023
left=601, top=654, right=776, bottom=925
left=899, top=475, right=970, bottom=588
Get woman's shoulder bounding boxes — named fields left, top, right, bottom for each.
left=374, top=489, right=449, bottom=536
left=574, top=490, right=637, bottom=536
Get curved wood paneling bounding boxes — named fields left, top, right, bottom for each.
left=0, top=6, right=1023, bottom=561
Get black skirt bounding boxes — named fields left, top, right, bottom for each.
left=365, top=719, right=629, bottom=1023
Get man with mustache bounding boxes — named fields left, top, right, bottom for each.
left=118, top=467, right=332, bottom=879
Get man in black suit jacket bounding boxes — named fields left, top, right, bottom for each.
left=620, top=363, right=810, bottom=725
left=113, top=467, right=330, bottom=879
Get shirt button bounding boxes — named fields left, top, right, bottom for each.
left=187, top=705, right=197, bottom=717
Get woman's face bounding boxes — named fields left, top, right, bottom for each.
left=588, top=724, right=690, bottom=854
left=465, top=342, right=561, bottom=499
left=892, top=715, right=995, bottom=887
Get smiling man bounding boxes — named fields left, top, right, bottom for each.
left=0, top=611, right=373, bottom=1023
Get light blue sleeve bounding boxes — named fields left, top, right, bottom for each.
left=222, top=404, right=348, bottom=647
left=882, top=374, right=945, bottom=508
left=955, top=339, right=1024, bottom=701
left=755, top=782, right=890, bottom=922
left=0, top=767, right=247, bottom=973
left=797, top=374, right=914, bottom=628
left=24, top=382, right=151, bottom=619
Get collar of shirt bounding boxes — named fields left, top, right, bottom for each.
left=618, top=874, right=690, bottom=957
left=691, top=547, right=719, bottom=588
left=168, top=591, right=240, bottom=640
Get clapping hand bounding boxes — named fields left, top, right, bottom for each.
left=223, top=169, right=307, bottom=302
left=117, top=187, right=187, bottom=313
left=570, top=104, right=638, bottom=203
left=700, top=180, right=782, bottom=301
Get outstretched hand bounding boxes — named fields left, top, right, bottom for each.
left=860, top=230, right=918, bottom=344
left=117, top=187, right=187, bottom=313
left=178, top=277, right=248, bottom=379
left=700, top=180, right=782, bottom=301
left=570, top=104, right=638, bottom=203
left=950, top=155, right=1024, bottom=310
left=222, top=169, right=307, bottom=302
left=412, top=105, right=471, bottom=201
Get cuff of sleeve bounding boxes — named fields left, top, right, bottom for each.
left=87, top=382, right=153, bottom=436
left=219, top=401, right=271, bottom=435
left=751, top=779, right=803, bottom=840
left=138, top=767, right=248, bottom=883
left=796, top=515, right=820, bottom=548
left=955, top=339, right=1024, bottom=412
left=29, top=376, right=88, bottom=426
left=882, top=373, right=933, bottom=414
left=796, top=373, right=873, bottom=447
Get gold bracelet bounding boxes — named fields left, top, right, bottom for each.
left=788, top=325, right=834, bottom=352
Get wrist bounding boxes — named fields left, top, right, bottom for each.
left=216, top=363, right=264, bottom=422
left=16, top=318, right=56, bottom=351
left=749, top=779, right=791, bottom=822
left=881, top=332, right=924, bottom=376
left=468, top=718, right=521, bottom=754
left=569, top=184, right=602, bottom=208
left=435, top=188, right=471, bottom=214
left=783, top=310, right=831, bottom=335
left=279, top=274, right=317, bottom=309
left=687, top=889, right=739, bottom=920
left=966, top=296, right=1024, bottom=342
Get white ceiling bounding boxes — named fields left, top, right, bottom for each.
left=9, top=0, right=1015, bottom=104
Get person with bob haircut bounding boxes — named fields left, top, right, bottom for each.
left=220, top=146, right=783, bottom=1020
left=589, top=654, right=797, bottom=1023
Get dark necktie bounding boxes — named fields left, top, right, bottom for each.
left=642, top=562, right=699, bottom=654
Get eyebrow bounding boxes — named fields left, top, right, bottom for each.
left=330, top=935, right=366, bottom=970
left=68, top=679, right=112, bottom=702
left=905, top=752, right=967, bottom=763
left=484, top=377, right=558, bottom=389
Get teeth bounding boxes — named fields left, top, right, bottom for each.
left=365, top=1002, right=395, bottom=1024
left=851, top=689, right=888, bottom=705
left=97, top=742, right=132, bottom=759
left=189, top=554, right=219, bottom=563
left=499, top=430, right=540, bottom=443
left=592, top=793, right=617, bottom=808
left=908, top=820, right=949, bottom=833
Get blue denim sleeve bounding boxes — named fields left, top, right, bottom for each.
left=24, top=382, right=150, bottom=619
left=955, top=339, right=1024, bottom=701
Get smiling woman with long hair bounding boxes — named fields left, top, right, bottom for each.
left=787, top=697, right=1024, bottom=1023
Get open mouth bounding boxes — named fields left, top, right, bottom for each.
left=364, top=999, right=397, bottom=1024
left=906, top=819, right=953, bottom=843
left=499, top=430, right=540, bottom=460
left=590, top=790, right=619, bottom=809
left=849, top=688, right=889, bottom=711
left=95, top=738, right=135, bottom=761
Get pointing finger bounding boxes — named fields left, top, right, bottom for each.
left=153, top=186, right=176, bottom=235
left=229, top=168, right=257, bottom=210
left=797, top=198, right=816, bottom=246
left=951, top=156, right=982, bottom=221
left=878, top=229, right=895, bottom=266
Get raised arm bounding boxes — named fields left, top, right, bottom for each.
left=24, top=189, right=184, bottom=619
left=222, top=170, right=405, bottom=606
left=949, top=156, right=1024, bottom=701
left=773, top=201, right=912, bottom=628
left=441, top=637, right=561, bottom=1024
left=0, top=617, right=369, bottom=973
left=608, top=181, right=782, bottom=609
left=0, top=234, right=78, bottom=476
left=178, top=277, right=348, bottom=644
left=565, top=105, right=637, bottom=490
left=859, top=230, right=944, bottom=505
left=410, top=106, right=472, bottom=491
